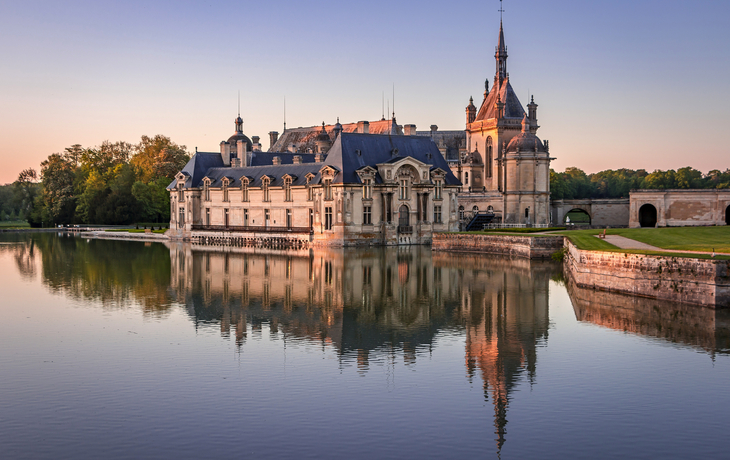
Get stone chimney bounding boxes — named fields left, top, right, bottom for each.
left=251, top=136, right=262, bottom=152
left=315, top=153, right=324, bottom=162
left=404, top=124, right=417, bottom=136
left=269, top=131, right=279, bottom=148
left=430, top=125, right=438, bottom=135
left=293, top=155, right=301, bottom=164
left=288, top=144, right=297, bottom=153
left=272, top=156, right=281, bottom=165
left=357, top=121, right=370, bottom=134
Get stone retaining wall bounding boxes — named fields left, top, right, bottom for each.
left=564, top=239, right=730, bottom=308
left=432, top=233, right=564, bottom=259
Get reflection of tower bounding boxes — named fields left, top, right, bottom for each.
left=460, top=261, right=551, bottom=455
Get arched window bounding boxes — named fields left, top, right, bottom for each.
left=473, top=205, right=479, bottom=213
left=486, top=137, right=493, bottom=178
left=458, top=205, right=465, bottom=221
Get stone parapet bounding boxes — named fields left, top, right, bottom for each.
left=432, top=233, right=564, bottom=259
left=564, top=239, right=730, bottom=308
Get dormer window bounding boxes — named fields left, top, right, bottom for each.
left=177, top=182, right=184, bottom=202
left=323, top=178, right=332, bottom=201
left=203, top=179, right=211, bottom=201
left=241, top=178, right=249, bottom=202
left=284, top=177, right=292, bottom=202
left=434, top=179, right=443, bottom=200
left=306, top=174, right=315, bottom=201
left=262, top=177, right=271, bottom=202
left=222, top=179, right=230, bottom=202
left=363, top=178, right=372, bottom=200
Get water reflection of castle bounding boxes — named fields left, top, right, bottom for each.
left=168, top=243, right=556, bottom=453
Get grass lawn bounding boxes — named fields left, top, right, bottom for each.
left=0, top=221, right=30, bottom=229
left=557, top=226, right=730, bottom=258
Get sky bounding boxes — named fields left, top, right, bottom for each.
left=1, top=0, right=729, bottom=184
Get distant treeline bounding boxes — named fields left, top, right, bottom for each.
left=550, top=167, right=730, bottom=200
left=0, top=135, right=189, bottom=226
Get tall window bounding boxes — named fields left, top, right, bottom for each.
left=178, top=207, right=185, bottom=228
left=243, top=209, right=249, bottom=226
left=222, top=181, right=229, bottom=202
left=324, top=179, right=332, bottom=201
left=309, top=209, right=314, bottom=229
left=363, top=205, right=372, bottom=225
left=399, top=179, right=408, bottom=200
left=284, top=177, right=292, bottom=202
left=486, top=137, right=493, bottom=178
left=306, top=175, right=314, bottom=201
left=177, top=183, right=184, bottom=202
left=324, top=206, right=333, bottom=230
left=241, top=179, right=249, bottom=202
left=205, top=208, right=210, bottom=226
left=265, top=209, right=270, bottom=227
left=286, top=209, right=292, bottom=228
left=434, top=205, right=442, bottom=224
left=262, top=177, right=270, bottom=202
left=464, top=172, right=469, bottom=186
left=224, top=208, right=229, bottom=227
left=434, top=179, right=442, bottom=200
left=203, top=180, right=210, bottom=201
left=363, top=178, right=372, bottom=200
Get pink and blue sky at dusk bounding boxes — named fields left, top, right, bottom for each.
left=1, top=0, right=728, bottom=184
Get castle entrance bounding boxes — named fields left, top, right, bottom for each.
left=639, top=204, right=657, bottom=228
left=725, top=205, right=729, bottom=225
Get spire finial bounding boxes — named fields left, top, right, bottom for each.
left=237, top=91, right=240, bottom=117
left=498, top=0, right=504, bottom=21
left=283, top=96, right=286, bottom=132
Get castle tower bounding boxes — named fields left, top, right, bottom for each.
left=462, top=16, right=552, bottom=224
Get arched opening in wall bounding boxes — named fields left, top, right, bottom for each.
left=725, top=205, right=730, bottom=225
left=398, top=205, right=410, bottom=228
left=564, top=208, right=591, bottom=226
left=639, top=204, right=657, bottom=228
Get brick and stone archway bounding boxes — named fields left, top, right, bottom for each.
left=639, top=204, right=657, bottom=228
left=564, top=208, right=591, bottom=225
left=726, top=204, right=730, bottom=225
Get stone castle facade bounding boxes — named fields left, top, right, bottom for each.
left=168, top=19, right=552, bottom=243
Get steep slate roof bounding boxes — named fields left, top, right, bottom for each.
left=474, top=77, right=526, bottom=122
left=168, top=152, right=224, bottom=190
left=270, top=119, right=402, bottom=153
left=201, top=164, right=321, bottom=188
left=249, top=152, right=316, bottom=166
left=416, top=130, right=466, bottom=162
left=322, top=132, right=461, bottom=186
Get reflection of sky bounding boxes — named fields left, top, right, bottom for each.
left=1, top=236, right=730, bottom=458
left=1, top=0, right=729, bottom=183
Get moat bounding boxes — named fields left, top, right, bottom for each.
left=1, top=233, right=729, bottom=459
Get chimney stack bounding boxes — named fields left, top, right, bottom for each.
left=272, top=156, right=281, bottom=165
left=357, top=121, right=370, bottom=134
left=269, top=131, right=279, bottom=149
left=404, top=124, right=417, bottom=136
left=293, top=155, right=301, bottom=164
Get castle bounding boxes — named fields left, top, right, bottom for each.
left=168, top=18, right=552, bottom=245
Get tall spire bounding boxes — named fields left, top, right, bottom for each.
left=495, top=8, right=508, bottom=85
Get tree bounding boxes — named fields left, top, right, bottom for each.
left=81, top=141, right=133, bottom=176
left=131, top=135, right=189, bottom=184
left=40, top=154, right=77, bottom=225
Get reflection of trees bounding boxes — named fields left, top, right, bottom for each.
left=0, top=233, right=38, bottom=279
left=172, top=244, right=559, bottom=454
left=7, top=233, right=175, bottom=316
left=567, top=276, right=730, bottom=356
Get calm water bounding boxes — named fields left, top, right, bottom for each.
left=1, top=233, right=729, bottom=459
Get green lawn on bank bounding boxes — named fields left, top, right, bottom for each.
left=557, top=226, right=730, bottom=256
left=105, top=229, right=167, bottom=234
left=0, top=221, right=30, bottom=229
